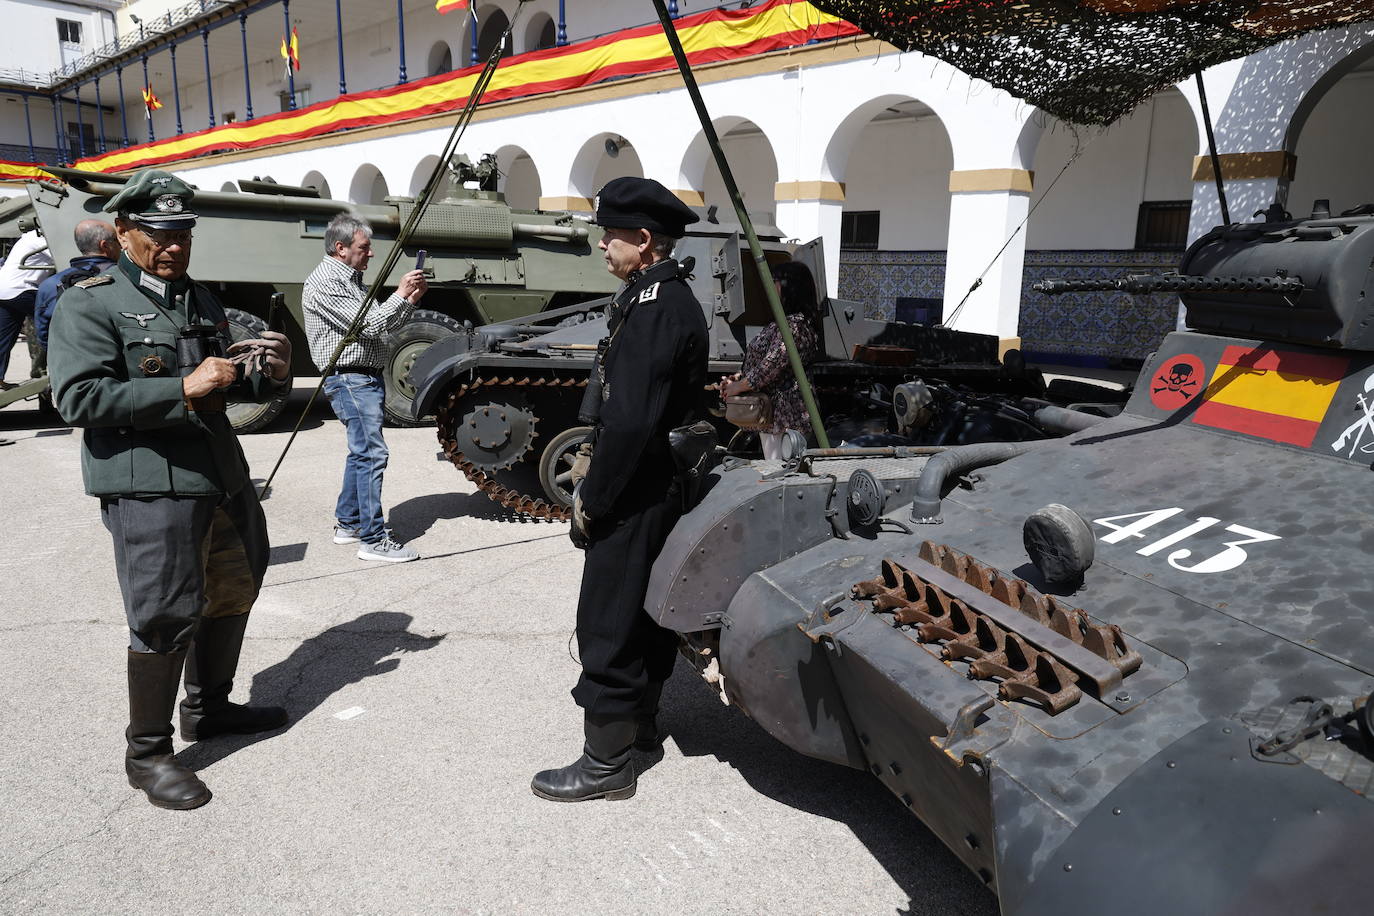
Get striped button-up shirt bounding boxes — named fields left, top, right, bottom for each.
left=302, top=254, right=416, bottom=371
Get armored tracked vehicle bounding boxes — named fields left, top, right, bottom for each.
left=407, top=232, right=1109, bottom=519
left=645, top=204, right=1374, bottom=914
left=14, top=157, right=619, bottom=429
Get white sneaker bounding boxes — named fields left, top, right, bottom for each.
left=333, top=524, right=361, bottom=545
left=357, top=535, right=419, bottom=563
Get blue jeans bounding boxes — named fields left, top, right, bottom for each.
left=323, top=371, right=389, bottom=544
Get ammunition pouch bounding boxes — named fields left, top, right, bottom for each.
left=667, top=421, right=719, bottom=512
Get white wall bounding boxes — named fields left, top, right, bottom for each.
left=1289, top=68, right=1374, bottom=217
left=1026, top=89, right=1195, bottom=250
left=0, top=0, right=117, bottom=77
left=842, top=114, right=952, bottom=250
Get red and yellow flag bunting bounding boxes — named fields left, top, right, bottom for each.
left=0, top=160, right=55, bottom=182
left=75, top=0, right=858, bottom=174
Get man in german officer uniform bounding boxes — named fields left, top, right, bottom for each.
left=48, top=169, right=292, bottom=810
left=532, top=177, right=706, bottom=802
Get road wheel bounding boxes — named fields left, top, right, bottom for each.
left=538, top=425, right=593, bottom=509
left=223, top=307, right=291, bottom=434
left=384, top=309, right=466, bottom=427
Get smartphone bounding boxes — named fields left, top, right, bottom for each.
left=266, top=292, right=286, bottom=333
left=415, top=249, right=428, bottom=271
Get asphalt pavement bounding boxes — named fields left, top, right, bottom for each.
left=0, top=372, right=997, bottom=916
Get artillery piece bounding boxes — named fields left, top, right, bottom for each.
left=11, top=157, right=619, bottom=429
left=645, top=201, right=1374, bottom=914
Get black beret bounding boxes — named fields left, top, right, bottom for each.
left=593, top=177, right=699, bottom=238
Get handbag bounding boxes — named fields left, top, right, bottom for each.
left=724, top=393, right=773, bottom=431
left=667, top=420, right=720, bottom=510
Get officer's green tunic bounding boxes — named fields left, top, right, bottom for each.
left=47, top=254, right=284, bottom=653
left=47, top=255, right=278, bottom=496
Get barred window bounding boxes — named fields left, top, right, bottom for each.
left=57, top=19, right=82, bottom=45
left=841, top=210, right=880, bottom=250
left=1135, top=200, right=1191, bottom=250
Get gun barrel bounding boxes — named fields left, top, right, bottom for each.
left=1033, top=274, right=1305, bottom=296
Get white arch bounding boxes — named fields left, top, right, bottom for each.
left=348, top=163, right=389, bottom=205
left=569, top=132, right=645, bottom=198
left=493, top=144, right=542, bottom=209
left=426, top=40, right=454, bottom=77
left=300, top=170, right=331, bottom=199
left=409, top=156, right=442, bottom=197
left=523, top=12, right=556, bottom=53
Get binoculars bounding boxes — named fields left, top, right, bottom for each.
left=176, top=324, right=242, bottom=385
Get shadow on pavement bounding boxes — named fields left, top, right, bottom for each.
left=179, top=610, right=444, bottom=771
left=389, top=491, right=564, bottom=538
left=659, top=668, right=999, bottom=916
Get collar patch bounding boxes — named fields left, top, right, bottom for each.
left=139, top=272, right=167, bottom=298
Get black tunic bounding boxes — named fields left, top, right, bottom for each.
left=572, top=258, right=707, bottom=716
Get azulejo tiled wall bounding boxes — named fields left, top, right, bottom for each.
left=838, top=249, right=1184, bottom=361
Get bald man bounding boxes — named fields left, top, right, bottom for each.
left=34, top=219, right=120, bottom=355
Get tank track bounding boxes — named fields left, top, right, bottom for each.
left=434, top=372, right=587, bottom=521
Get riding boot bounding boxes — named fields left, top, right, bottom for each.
left=634, top=681, right=665, bottom=751
left=531, top=714, right=637, bottom=802
left=180, top=614, right=288, bottom=741
left=126, top=650, right=212, bottom=810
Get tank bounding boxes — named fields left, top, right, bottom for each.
left=19, top=156, right=620, bottom=430
left=407, top=232, right=1108, bottom=519
left=643, top=202, right=1374, bottom=913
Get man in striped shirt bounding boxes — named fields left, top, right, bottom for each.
left=302, top=212, right=427, bottom=562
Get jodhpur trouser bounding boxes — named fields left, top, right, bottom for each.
left=572, top=494, right=682, bottom=718
left=101, top=486, right=269, bottom=654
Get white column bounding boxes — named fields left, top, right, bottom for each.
left=773, top=181, right=843, bottom=298
left=942, top=170, right=1032, bottom=344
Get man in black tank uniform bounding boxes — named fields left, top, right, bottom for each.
left=532, top=177, right=706, bottom=802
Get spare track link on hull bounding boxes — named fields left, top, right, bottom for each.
left=435, top=372, right=587, bottom=521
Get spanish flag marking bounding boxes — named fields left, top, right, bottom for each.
left=1191, top=345, right=1349, bottom=447
left=436, top=0, right=470, bottom=13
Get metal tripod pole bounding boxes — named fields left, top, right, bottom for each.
left=649, top=0, right=830, bottom=448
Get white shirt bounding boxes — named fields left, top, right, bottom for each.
left=0, top=231, right=54, bottom=300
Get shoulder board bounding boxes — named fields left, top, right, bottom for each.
left=75, top=274, right=115, bottom=288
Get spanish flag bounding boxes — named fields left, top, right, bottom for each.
left=280, top=27, right=301, bottom=75
left=436, top=0, right=470, bottom=14
left=141, top=87, right=163, bottom=117
left=1192, top=345, right=1349, bottom=447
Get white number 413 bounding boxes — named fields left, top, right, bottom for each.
left=1091, top=508, right=1281, bottom=575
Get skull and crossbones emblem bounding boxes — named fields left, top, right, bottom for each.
left=1148, top=353, right=1206, bottom=411
left=1154, top=361, right=1199, bottom=396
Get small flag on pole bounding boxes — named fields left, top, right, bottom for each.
left=435, top=0, right=470, bottom=14
left=141, top=87, right=163, bottom=118
left=280, top=27, right=301, bottom=78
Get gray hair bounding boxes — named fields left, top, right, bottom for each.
left=73, top=219, right=117, bottom=257
left=648, top=232, right=676, bottom=259
left=325, top=212, right=372, bottom=255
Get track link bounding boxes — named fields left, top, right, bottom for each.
left=435, top=373, right=587, bottom=521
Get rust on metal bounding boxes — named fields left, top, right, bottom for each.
left=850, top=544, right=1143, bottom=715
left=434, top=372, right=587, bottom=521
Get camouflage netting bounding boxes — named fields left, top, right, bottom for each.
left=810, top=0, right=1374, bottom=124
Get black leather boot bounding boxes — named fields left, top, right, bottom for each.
left=531, top=715, right=637, bottom=802
left=126, top=650, right=212, bottom=810
left=634, top=681, right=665, bottom=751
left=180, top=614, right=287, bottom=741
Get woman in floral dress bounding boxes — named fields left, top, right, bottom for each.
left=721, top=260, right=822, bottom=459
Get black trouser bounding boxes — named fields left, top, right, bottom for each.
left=0, top=290, right=36, bottom=379
left=101, top=486, right=269, bottom=654
left=572, top=494, right=682, bottom=718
